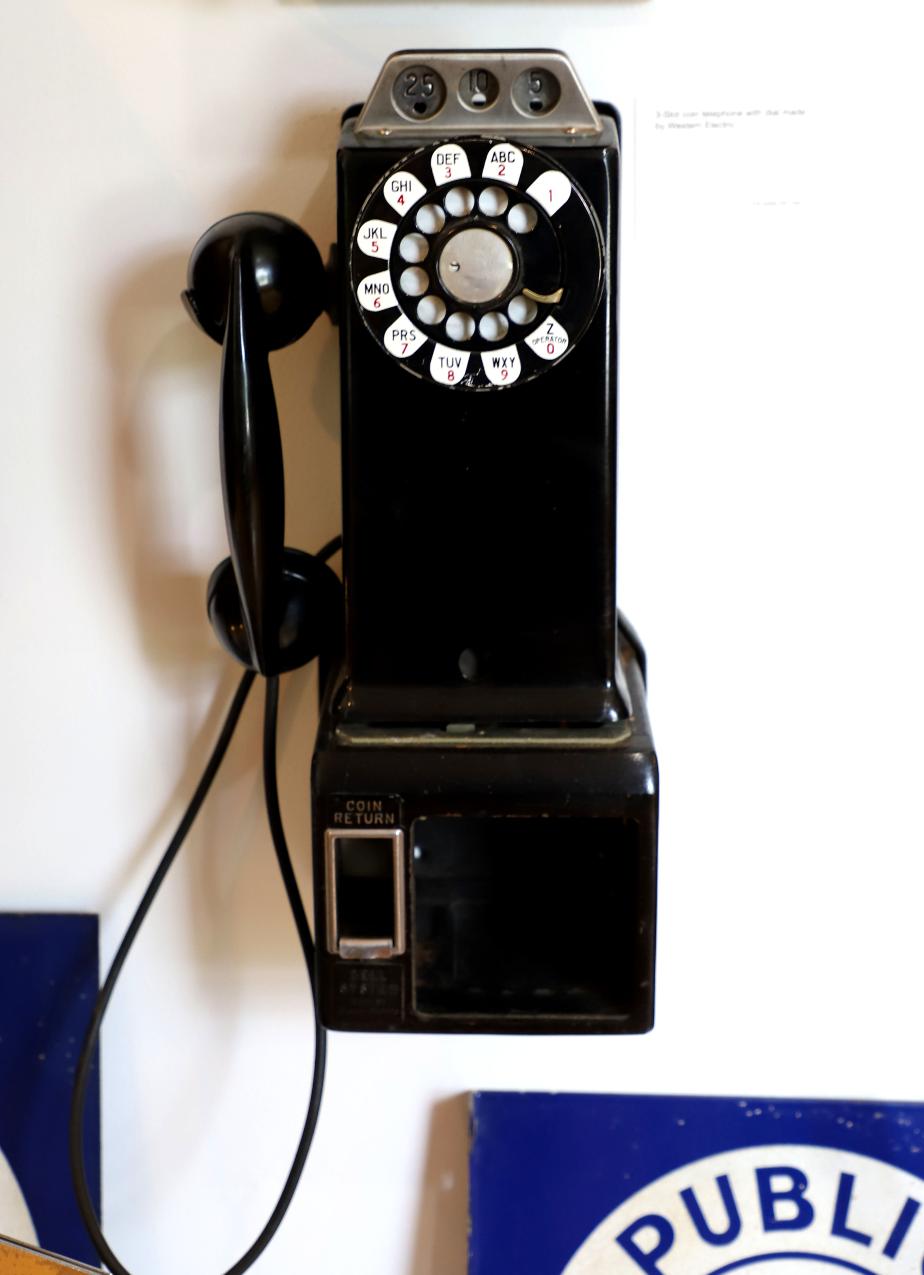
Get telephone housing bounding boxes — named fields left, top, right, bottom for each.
left=310, top=52, right=658, bottom=1035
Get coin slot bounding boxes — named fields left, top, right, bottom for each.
left=458, top=67, right=499, bottom=111
left=392, top=65, right=446, bottom=121
left=512, top=67, right=561, bottom=117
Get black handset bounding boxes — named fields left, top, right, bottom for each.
left=183, top=213, right=343, bottom=676
left=313, top=52, right=659, bottom=1034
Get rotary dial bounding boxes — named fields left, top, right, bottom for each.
left=349, top=138, right=605, bottom=390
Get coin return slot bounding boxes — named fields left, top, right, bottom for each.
left=325, top=829, right=405, bottom=960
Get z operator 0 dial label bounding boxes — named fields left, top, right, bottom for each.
left=349, top=138, right=605, bottom=390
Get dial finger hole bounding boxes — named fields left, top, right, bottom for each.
left=507, top=293, right=539, bottom=325
left=507, top=203, right=538, bottom=235
left=478, top=311, right=509, bottom=342
left=400, top=267, right=429, bottom=297
left=478, top=186, right=509, bottom=217
left=446, top=311, right=475, bottom=342
left=417, top=294, right=447, bottom=325
left=444, top=186, right=475, bottom=218
left=399, top=233, right=429, bottom=263
left=416, top=203, right=446, bottom=235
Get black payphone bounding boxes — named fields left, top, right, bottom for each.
left=315, top=51, right=657, bottom=1034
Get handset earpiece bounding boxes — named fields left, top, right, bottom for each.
left=184, top=212, right=342, bottom=675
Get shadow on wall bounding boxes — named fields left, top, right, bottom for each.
left=411, top=1096, right=471, bottom=1275
left=101, top=102, right=343, bottom=968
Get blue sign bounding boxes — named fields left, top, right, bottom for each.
left=0, top=914, right=100, bottom=1264
left=469, top=1092, right=924, bottom=1274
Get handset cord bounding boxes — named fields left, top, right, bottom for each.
left=69, top=535, right=342, bottom=1275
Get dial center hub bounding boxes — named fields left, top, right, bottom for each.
left=437, top=227, right=514, bottom=305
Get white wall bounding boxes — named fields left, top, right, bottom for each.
left=3, top=2, right=924, bottom=1272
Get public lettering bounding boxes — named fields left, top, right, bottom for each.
left=613, top=1165, right=924, bottom=1272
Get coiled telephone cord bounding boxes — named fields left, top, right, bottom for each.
left=69, top=535, right=342, bottom=1275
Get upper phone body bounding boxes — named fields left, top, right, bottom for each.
left=336, top=51, right=624, bottom=726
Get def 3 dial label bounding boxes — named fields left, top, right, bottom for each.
left=349, top=138, right=605, bottom=391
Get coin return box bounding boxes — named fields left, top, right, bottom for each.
left=324, top=829, right=406, bottom=960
